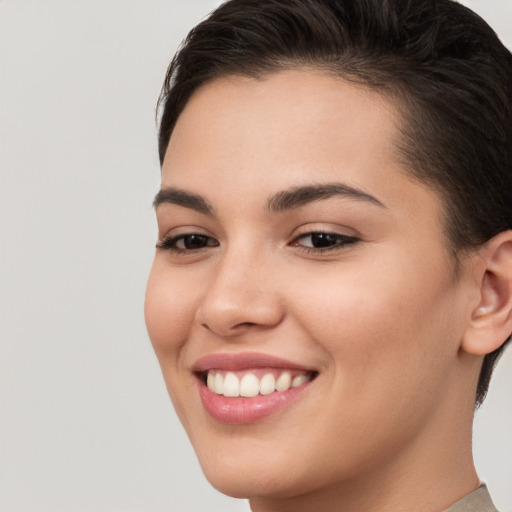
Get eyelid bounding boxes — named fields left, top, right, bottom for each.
left=157, top=223, right=215, bottom=241
left=290, top=223, right=359, bottom=241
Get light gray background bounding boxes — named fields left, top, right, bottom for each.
left=0, top=1, right=511, bottom=511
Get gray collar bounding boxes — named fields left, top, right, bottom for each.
left=445, top=485, right=498, bottom=512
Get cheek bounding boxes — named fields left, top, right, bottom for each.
left=144, top=259, right=199, bottom=358
left=277, top=260, right=461, bottom=478
left=145, top=260, right=204, bottom=428
left=292, top=257, right=458, bottom=391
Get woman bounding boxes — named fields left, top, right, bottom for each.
left=145, top=0, right=512, bottom=510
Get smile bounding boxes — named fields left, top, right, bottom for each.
left=205, top=369, right=313, bottom=397
left=193, top=353, right=318, bottom=424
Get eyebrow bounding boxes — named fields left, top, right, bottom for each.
left=152, top=182, right=385, bottom=215
left=153, top=187, right=214, bottom=215
left=267, top=183, right=385, bottom=211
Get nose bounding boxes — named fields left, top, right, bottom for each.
left=194, top=250, right=285, bottom=338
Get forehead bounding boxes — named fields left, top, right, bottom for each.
left=167, top=69, right=402, bottom=166
left=162, top=69, right=443, bottom=225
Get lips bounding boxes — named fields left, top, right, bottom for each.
left=193, top=352, right=318, bottom=424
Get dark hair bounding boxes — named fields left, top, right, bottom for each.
left=157, top=0, right=512, bottom=405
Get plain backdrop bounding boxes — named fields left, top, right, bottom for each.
left=0, top=1, right=511, bottom=511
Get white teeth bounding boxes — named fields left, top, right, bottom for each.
left=259, top=373, right=276, bottom=395
left=206, top=370, right=311, bottom=397
left=223, top=372, right=240, bottom=397
left=292, top=374, right=309, bottom=387
left=214, top=372, right=224, bottom=395
left=275, top=371, right=292, bottom=392
left=207, top=372, right=215, bottom=392
left=240, top=374, right=260, bottom=397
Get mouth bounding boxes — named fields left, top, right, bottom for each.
left=193, top=353, right=318, bottom=424
left=200, top=368, right=316, bottom=397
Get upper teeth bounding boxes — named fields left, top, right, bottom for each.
left=206, top=370, right=311, bottom=398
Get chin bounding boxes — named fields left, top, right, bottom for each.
left=202, top=465, right=302, bottom=500
left=204, top=471, right=275, bottom=499
left=195, top=443, right=327, bottom=501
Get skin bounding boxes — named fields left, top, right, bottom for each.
left=145, top=69, right=503, bottom=511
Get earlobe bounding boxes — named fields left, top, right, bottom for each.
left=462, top=231, right=512, bottom=356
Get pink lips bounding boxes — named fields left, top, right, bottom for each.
left=193, top=352, right=316, bottom=425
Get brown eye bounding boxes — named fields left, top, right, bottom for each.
left=307, top=233, right=340, bottom=248
left=293, top=232, right=359, bottom=250
left=157, top=234, right=219, bottom=252
left=175, top=234, right=214, bottom=250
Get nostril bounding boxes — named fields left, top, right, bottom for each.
left=200, top=320, right=258, bottom=333
left=234, top=322, right=257, bottom=329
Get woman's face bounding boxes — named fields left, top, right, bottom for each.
left=145, top=70, right=477, bottom=499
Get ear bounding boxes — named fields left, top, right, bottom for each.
left=462, top=230, right=512, bottom=356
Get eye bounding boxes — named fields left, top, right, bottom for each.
left=291, top=232, right=359, bottom=252
left=157, top=233, right=219, bottom=252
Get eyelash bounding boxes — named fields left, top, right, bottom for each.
left=156, top=231, right=359, bottom=255
left=291, top=232, right=359, bottom=254
left=156, top=234, right=219, bottom=254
